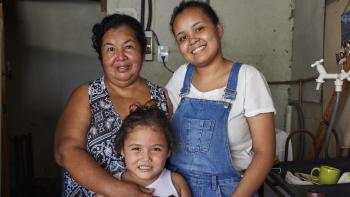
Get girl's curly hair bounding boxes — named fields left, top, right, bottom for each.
left=115, top=100, right=175, bottom=153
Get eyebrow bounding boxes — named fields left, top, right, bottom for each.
left=175, top=21, right=202, bottom=37
left=102, top=39, right=135, bottom=47
left=127, top=144, right=166, bottom=147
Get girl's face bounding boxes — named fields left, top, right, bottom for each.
left=172, top=7, right=224, bottom=67
left=121, top=125, right=170, bottom=185
left=101, top=26, right=143, bottom=88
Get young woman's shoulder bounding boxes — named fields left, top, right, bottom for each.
left=171, top=171, right=191, bottom=197
left=171, top=63, right=189, bottom=80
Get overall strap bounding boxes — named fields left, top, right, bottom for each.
left=179, top=64, right=195, bottom=97
left=223, top=62, right=242, bottom=101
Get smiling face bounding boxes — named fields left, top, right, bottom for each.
left=121, top=125, right=170, bottom=186
left=101, top=25, right=143, bottom=88
left=173, top=7, right=224, bottom=67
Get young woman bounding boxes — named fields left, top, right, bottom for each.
left=166, top=2, right=276, bottom=197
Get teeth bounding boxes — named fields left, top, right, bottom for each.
left=138, top=165, right=151, bottom=170
left=192, top=46, right=205, bottom=54
left=117, top=65, right=129, bottom=72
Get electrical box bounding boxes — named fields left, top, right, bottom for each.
left=157, top=45, right=169, bottom=62
left=144, top=31, right=153, bottom=61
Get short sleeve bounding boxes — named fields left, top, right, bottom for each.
left=243, top=65, right=276, bottom=117
left=165, top=64, right=188, bottom=112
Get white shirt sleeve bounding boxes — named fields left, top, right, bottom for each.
left=242, top=65, right=275, bottom=117
left=165, top=64, right=188, bottom=112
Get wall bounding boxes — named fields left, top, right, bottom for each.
left=0, top=2, right=3, bottom=193
left=6, top=0, right=324, bottom=183
left=289, top=0, right=325, bottom=157
left=107, top=0, right=295, bottom=129
left=8, top=1, right=104, bottom=178
left=324, top=0, right=350, bottom=148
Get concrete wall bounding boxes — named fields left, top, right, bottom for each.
left=107, top=0, right=295, bottom=129
left=289, top=0, right=325, bottom=157
left=6, top=0, right=324, bottom=181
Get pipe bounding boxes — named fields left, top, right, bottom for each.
left=146, top=0, right=152, bottom=31
left=325, top=91, right=341, bottom=159
left=268, top=77, right=316, bottom=85
left=141, top=0, right=145, bottom=29
left=284, top=129, right=316, bottom=162
left=288, top=102, right=305, bottom=159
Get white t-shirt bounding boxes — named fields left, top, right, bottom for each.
left=115, top=169, right=179, bottom=197
left=166, top=63, right=276, bottom=171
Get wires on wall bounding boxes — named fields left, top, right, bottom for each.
left=140, top=0, right=174, bottom=73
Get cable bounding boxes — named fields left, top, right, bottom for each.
left=162, top=56, right=174, bottom=73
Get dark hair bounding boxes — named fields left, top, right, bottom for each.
left=169, top=1, right=219, bottom=35
left=91, top=14, right=146, bottom=61
left=115, top=100, right=175, bottom=153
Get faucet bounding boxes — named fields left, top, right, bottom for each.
left=310, top=59, right=350, bottom=91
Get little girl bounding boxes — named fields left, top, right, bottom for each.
left=97, top=101, right=191, bottom=197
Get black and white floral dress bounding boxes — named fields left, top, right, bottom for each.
left=62, top=76, right=168, bottom=197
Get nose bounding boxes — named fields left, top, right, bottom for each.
left=189, top=36, right=199, bottom=45
left=142, top=150, right=152, bottom=161
left=115, top=49, right=127, bottom=61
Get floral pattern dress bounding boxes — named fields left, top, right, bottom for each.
left=62, top=76, right=168, bottom=197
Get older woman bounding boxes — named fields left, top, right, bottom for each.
left=54, top=14, right=170, bottom=197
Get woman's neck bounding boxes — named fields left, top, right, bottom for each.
left=105, top=77, right=145, bottom=98
left=192, top=58, right=233, bottom=92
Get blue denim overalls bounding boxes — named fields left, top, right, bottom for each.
left=169, top=63, right=242, bottom=197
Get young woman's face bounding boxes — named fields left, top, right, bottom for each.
left=121, top=125, right=170, bottom=185
left=172, top=8, right=223, bottom=67
left=101, top=26, right=143, bottom=88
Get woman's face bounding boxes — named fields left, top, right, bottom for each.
left=121, top=125, right=170, bottom=185
left=101, top=26, right=143, bottom=87
left=172, top=8, right=223, bottom=67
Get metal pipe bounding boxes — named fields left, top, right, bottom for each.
left=268, top=77, right=316, bottom=85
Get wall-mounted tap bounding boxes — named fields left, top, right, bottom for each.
left=311, top=59, right=350, bottom=91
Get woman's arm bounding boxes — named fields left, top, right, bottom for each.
left=54, top=84, right=153, bottom=197
left=232, top=112, right=275, bottom=197
left=172, top=172, right=191, bottom=197
left=164, top=89, right=174, bottom=115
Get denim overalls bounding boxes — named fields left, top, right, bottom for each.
left=169, top=63, right=242, bottom=197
